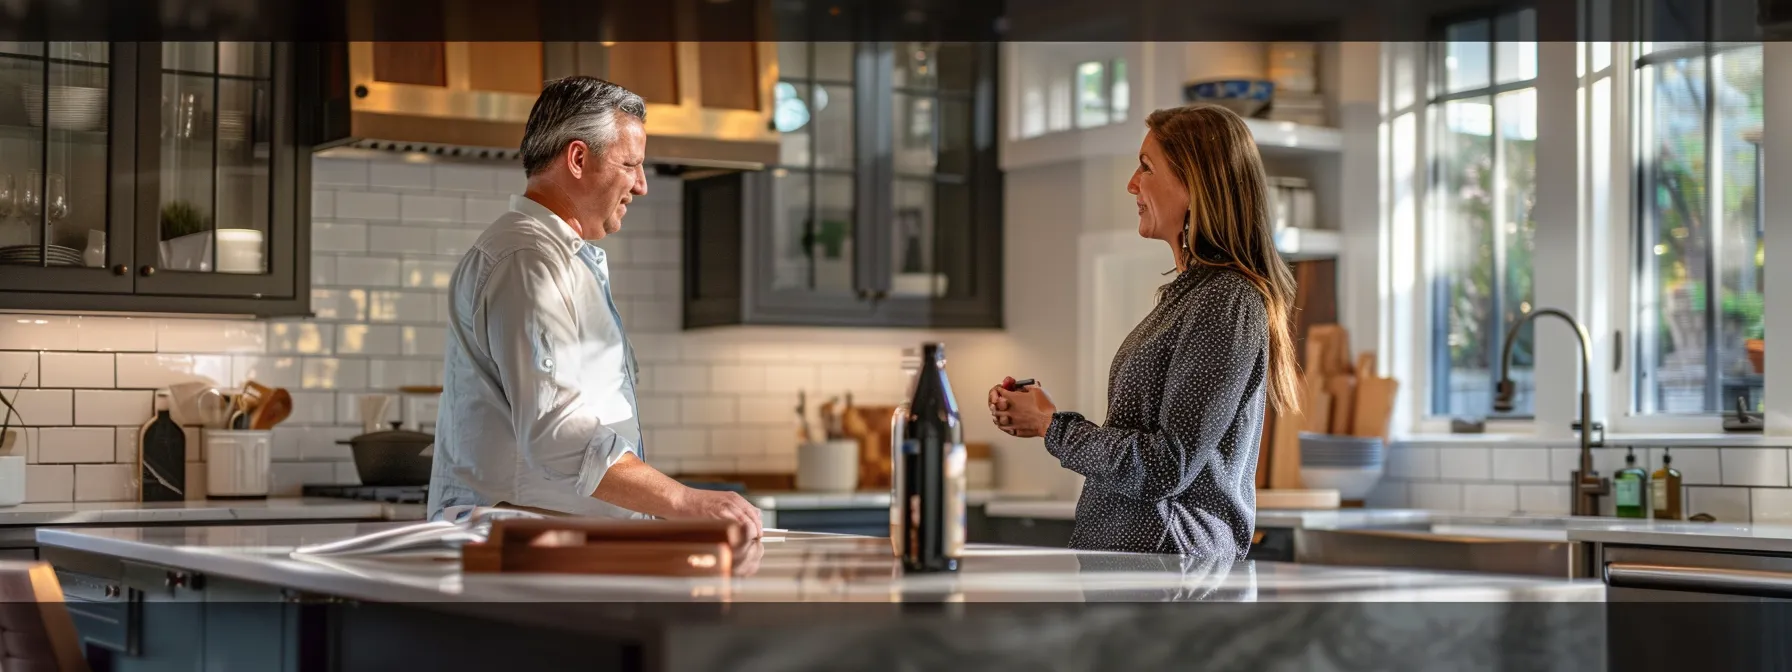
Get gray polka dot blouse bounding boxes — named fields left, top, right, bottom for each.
left=1045, top=263, right=1267, bottom=559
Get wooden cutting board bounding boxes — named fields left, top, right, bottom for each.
left=1352, top=352, right=1400, bottom=441
left=1258, top=489, right=1341, bottom=510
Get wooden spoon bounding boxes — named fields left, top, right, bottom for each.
left=250, top=387, right=293, bottom=430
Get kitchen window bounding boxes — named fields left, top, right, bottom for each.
left=1424, top=9, right=1540, bottom=419
left=1631, top=41, right=1765, bottom=415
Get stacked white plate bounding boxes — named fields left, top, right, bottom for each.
left=21, top=84, right=107, bottom=132
left=1298, top=433, right=1385, bottom=500
left=0, top=244, right=84, bottom=267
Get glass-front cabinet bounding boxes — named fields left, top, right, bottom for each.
left=683, top=38, right=1002, bottom=329
left=0, top=41, right=309, bottom=316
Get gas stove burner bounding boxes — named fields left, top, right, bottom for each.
left=304, top=484, right=427, bottom=504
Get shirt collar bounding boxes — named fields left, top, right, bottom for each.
left=509, top=194, right=594, bottom=259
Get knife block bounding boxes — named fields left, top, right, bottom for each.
left=462, top=518, right=742, bottom=577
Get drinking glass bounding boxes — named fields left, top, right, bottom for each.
left=0, top=174, right=13, bottom=222
left=18, top=171, right=41, bottom=222
left=45, top=174, right=67, bottom=226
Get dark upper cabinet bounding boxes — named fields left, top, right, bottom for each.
left=0, top=41, right=313, bottom=317
left=683, top=40, right=1003, bottom=330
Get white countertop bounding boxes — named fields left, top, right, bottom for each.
left=746, top=489, right=1045, bottom=510
left=0, top=498, right=392, bottom=526
left=34, top=522, right=1604, bottom=605
left=1563, top=520, right=1792, bottom=553
left=982, top=501, right=1436, bottom=528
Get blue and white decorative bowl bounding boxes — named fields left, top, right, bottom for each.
left=1183, top=78, right=1275, bottom=118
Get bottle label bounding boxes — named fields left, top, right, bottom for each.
left=1652, top=478, right=1668, bottom=511
left=946, top=443, right=966, bottom=557
left=1616, top=478, right=1641, bottom=507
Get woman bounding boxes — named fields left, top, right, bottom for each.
left=989, top=103, right=1300, bottom=558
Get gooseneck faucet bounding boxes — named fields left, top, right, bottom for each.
left=1494, top=308, right=1610, bottom=517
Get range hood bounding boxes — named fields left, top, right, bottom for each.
left=310, top=40, right=781, bottom=170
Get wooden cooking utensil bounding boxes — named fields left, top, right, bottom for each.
left=250, top=387, right=293, bottom=430
left=1351, top=352, right=1400, bottom=441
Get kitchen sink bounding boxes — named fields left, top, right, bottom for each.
left=1294, top=519, right=1593, bottom=579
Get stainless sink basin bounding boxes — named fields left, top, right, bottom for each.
left=1294, top=521, right=1593, bottom=579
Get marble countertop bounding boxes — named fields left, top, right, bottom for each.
left=745, top=489, right=1045, bottom=510
left=0, top=498, right=392, bottom=527
left=982, top=501, right=1437, bottom=528
left=35, top=522, right=1603, bottom=605
left=1563, top=519, right=1792, bottom=553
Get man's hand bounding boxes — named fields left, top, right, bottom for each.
left=991, top=376, right=1057, bottom=438
left=671, top=487, right=764, bottom=539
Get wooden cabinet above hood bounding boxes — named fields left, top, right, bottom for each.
left=308, top=0, right=781, bottom=170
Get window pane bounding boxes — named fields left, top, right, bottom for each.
left=1497, top=88, right=1538, bottom=414
left=811, top=83, right=854, bottom=170
left=768, top=169, right=812, bottom=292
left=773, top=81, right=812, bottom=166
left=1639, top=57, right=1710, bottom=413
left=1111, top=59, right=1129, bottom=122
left=813, top=42, right=854, bottom=82
left=1432, top=96, right=1515, bottom=416
left=892, top=93, right=936, bottom=175
left=1494, top=10, right=1538, bottom=83
left=1716, top=46, right=1764, bottom=411
left=894, top=42, right=937, bottom=89
left=1074, top=61, right=1109, bottom=128
left=1442, top=20, right=1491, bottom=93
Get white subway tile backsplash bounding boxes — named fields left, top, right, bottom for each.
left=1645, top=447, right=1721, bottom=485
left=336, top=257, right=402, bottom=287
left=678, top=457, right=737, bottom=475
left=401, top=326, right=446, bottom=356
left=270, top=462, right=338, bottom=496
left=185, top=463, right=206, bottom=501
left=115, top=353, right=231, bottom=389
left=25, top=465, right=72, bottom=502
left=301, top=358, right=368, bottom=391
left=736, top=343, right=794, bottom=363
left=1364, top=481, right=1407, bottom=508
left=115, top=428, right=136, bottom=463
left=39, top=353, right=113, bottom=388
left=710, top=365, right=765, bottom=393
left=371, top=291, right=438, bottom=323
left=1462, top=484, right=1518, bottom=513
left=300, top=427, right=356, bottom=461
left=1722, top=448, right=1789, bottom=487
left=336, top=462, right=363, bottom=486
left=763, top=364, right=815, bottom=393
left=76, top=317, right=157, bottom=352
left=736, top=395, right=795, bottom=425
left=368, top=359, right=438, bottom=388
left=74, top=464, right=135, bottom=501
left=1752, top=488, right=1792, bottom=524
left=76, top=390, right=151, bottom=426
left=309, top=289, right=366, bottom=321
left=313, top=158, right=368, bottom=186
left=336, top=192, right=400, bottom=220
left=646, top=429, right=707, bottom=457
left=339, top=393, right=399, bottom=428
left=434, top=229, right=482, bottom=256
left=637, top=396, right=680, bottom=427
left=762, top=428, right=799, bottom=456
left=38, top=427, right=115, bottom=463
left=1438, top=447, right=1490, bottom=481
left=312, top=256, right=337, bottom=287
left=232, top=356, right=303, bottom=389
left=711, top=427, right=766, bottom=456
left=312, top=190, right=335, bottom=218
left=1518, top=485, right=1569, bottom=515
left=369, top=162, right=433, bottom=190
left=1388, top=446, right=1438, bottom=479
left=271, top=429, right=302, bottom=461
left=652, top=365, right=710, bottom=393
left=402, top=259, right=457, bottom=289
left=1687, top=486, right=1751, bottom=523
left=632, top=337, right=681, bottom=363
left=0, top=352, right=38, bottom=387
left=158, top=320, right=265, bottom=354
left=432, top=164, right=495, bottom=192
left=463, top=197, right=511, bottom=225
left=0, top=316, right=77, bottom=351
left=285, top=392, right=336, bottom=425
left=737, top=455, right=792, bottom=474
left=1490, top=448, right=1551, bottom=483
left=313, top=222, right=368, bottom=252
left=12, top=390, right=71, bottom=425
left=402, top=194, right=463, bottom=222
left=818, top=365, right=872, bottom=392
left=268, top=323, right=335, bottom=355
left=682, top=397, right=737, bottom=425
left=369, top=225, right=437, bottom=255
left=335, top=325, right=402, bottom=356
left=1410, top=483, right=1463, bottom=510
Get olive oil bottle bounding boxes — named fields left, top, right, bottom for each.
left=1652, top=448, right=1683, bottom=520
left=1614, top=447, right=1649, bottom=519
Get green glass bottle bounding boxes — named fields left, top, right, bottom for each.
left=1614, top=447, right=1649, bottom=519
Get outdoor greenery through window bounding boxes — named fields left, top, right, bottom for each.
left=1633, top=40, right=1765, bottom=414
left=1427, top=9, right=1539, bottom=418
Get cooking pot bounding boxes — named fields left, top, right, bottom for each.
left=338, top=422, right=434, bottom=486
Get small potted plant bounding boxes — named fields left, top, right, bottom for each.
left=159, top=200, right=213, bottom=271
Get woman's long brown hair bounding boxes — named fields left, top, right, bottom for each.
left=1146, top=104, right=1301, bottom=415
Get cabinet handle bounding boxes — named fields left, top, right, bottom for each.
left=140, top=265, right=156, bottom=277
left=1605, top=562, right=1792, bottom=598
left=112, top=264, right=127, bottom=276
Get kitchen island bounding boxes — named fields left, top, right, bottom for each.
left=0, top=498, right=397, bottom=560
left=35, top=521, right=1604, bottom=671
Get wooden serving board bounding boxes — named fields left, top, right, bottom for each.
left=462, top=518, right=744, bottom=576
left=1257, top=489, right=1342, bottom=510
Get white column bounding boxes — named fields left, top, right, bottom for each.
left=1336, top=42, right=1382, bottom=372
left=1762, top=42, right=1792, bottom=435
left=1529, top=41, right=1586, bottom=439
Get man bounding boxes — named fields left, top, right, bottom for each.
left=427, top=76, right=762, bottom=536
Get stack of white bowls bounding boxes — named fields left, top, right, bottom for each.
left=1298, top=433, right=1385, bottom=500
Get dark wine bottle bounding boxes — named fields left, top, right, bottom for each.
left=892, top=342, right=966, bottom=573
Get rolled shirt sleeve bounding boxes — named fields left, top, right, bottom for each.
left=481, top=249, right=636, bottom=498
left=1043, top=286, right=1266, bottom=502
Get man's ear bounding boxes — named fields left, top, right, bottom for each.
left=564, top=140, right=588, bottom=180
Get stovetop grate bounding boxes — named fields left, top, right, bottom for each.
left=303, top=484, right=427, bottom=504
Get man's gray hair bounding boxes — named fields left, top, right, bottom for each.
left=519, top=76, right=647, bottom=177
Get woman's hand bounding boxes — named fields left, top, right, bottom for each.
left=989, top=376, right=1058, bottom=438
